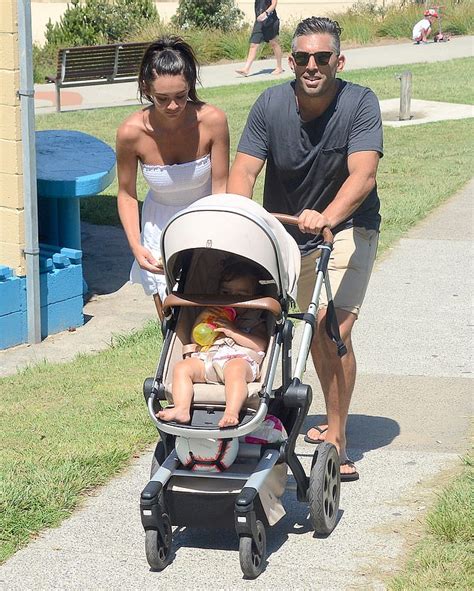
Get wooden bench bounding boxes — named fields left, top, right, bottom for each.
left=46, top=41, right=150, bottom=112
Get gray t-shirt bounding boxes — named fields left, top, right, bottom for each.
left=237, top=80, right=383, bottom=253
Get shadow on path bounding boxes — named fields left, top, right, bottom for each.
left=302, top=414, right=400, bottom=461
left=81, top=221, right=134, bottom=297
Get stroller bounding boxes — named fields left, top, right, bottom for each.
left=140, top=195, right=346, bottom=578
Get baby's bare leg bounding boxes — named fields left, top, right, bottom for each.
left=219, top=358, right=253, bottom=428
left=158, top=358, right=205, bottom=423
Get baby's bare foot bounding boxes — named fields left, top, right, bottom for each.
left=157, top=407, right=190, bottom=423
left=236, top=69, right=249, bottom=77
left=218, top=412, right=239, bottom=428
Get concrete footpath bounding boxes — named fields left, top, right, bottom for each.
left=0, top=181, right=472, bottom=588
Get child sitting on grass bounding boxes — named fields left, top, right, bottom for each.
left=158, top=261, right=268, bottom=428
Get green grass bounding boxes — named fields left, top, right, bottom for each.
left=36, top=57, right=474, bottom=251
left=2, top=57, right=473, bottom=566
left=389, top=456, right=474, bottom=590
left=0, top=322, right=161, bottom=562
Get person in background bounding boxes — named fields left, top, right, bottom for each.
left=116, top=37, right=229, bottom=319
left=412, top=8, right=438, bottom=44
left=236, top=0, right=283, bottom=77
left=228, top=17, right=383, bottom=482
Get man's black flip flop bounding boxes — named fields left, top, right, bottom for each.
left=340, top=460, right=359, bottom=482
left=303, top=425, right=328, bottom=444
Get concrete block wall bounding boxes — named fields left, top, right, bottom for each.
left=0, top=0, right=25, bottom=277
left=0, top=245, right=84, bottom=350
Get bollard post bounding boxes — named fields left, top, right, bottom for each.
left=397, top=70, right=412, bottom=121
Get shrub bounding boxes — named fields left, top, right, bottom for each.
left=172, top=0, right=244, bottom=32
left=44, top=0, right=158, bottom=47
left=377, top=5, right=420, bottom=38
left=33, top=42, right=58, bottom=83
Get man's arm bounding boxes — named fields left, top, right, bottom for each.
left=297, top=150, right=380, bottom=235
left=227, top=152, right=266, bottom=198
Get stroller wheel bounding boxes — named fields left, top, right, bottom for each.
left=145, top=514, right=173, bottom=571
left=308, top=442, right=340, bottom=535
left=239, top=520, right=266, bottom=579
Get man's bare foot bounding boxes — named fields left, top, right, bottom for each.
left=157, top=407, right=190, bottom=423
left=272, top=68, right=284, bottom=75
left=218, top=412, right=239, bottom=428
left=236, top=69, right=249, bottom=77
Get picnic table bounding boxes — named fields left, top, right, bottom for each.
left=36, top=130, right=116, bottom=250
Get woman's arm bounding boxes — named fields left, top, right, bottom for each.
left=116, top=122, right=162, bottom=273
left=207, top=106, right=230, bottom=193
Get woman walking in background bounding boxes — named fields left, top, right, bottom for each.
left=236, top=0, right=283, bottom=77
left=116, top=37, right=229, bottom=319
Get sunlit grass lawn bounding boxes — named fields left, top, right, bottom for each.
left=389, top=456, right=474, bottom=590
left=36, top=57, right=474, bottom=256
left=0, top=324, right=161, bottom=562
left=1, top=58, right=472, bottom=567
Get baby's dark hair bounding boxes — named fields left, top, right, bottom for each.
left=139, top=36, right=202, bottom=104
left=219, top=260, right=262, bottom=294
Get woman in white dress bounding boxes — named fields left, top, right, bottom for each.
left=116, top=37, right=229, bottom=318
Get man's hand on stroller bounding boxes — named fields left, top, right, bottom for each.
left=297, top=209, right=330, bottom=235
left=133, top=245, right=164, bottom=274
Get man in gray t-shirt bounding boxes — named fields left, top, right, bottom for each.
left=228, top=17, right=383, bottom=482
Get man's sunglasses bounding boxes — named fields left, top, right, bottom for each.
left=292, top=51, right=334, bottom=67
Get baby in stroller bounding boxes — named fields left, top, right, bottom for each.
left=157, top=260, right=268, bottom=427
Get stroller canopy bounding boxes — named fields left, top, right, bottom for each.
left=161, top=194, right=301, bottom=301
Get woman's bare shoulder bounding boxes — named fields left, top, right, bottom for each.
left=196, top=102, right=228, bottom=126
left=116, top=108, right=148, bottom=142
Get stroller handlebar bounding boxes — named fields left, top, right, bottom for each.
left=272, top=214, right=334, bottom=244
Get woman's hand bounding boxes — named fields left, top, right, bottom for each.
left=256, top=12, right=268, bottom=22
left=133, top=245, right=163, bottom=274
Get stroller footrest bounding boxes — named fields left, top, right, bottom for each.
left=162, top=405, right=256, bottom=430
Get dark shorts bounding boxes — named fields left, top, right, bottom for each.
left=249, top=17, right=280, bottom=44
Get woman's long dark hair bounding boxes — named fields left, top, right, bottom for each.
left=139, top=36, right=202, bottom=104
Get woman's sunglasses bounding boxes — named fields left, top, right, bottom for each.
left=292, top=51, right=334, bottom=67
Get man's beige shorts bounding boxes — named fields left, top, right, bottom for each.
left=296, top=226, right=379, bottom=316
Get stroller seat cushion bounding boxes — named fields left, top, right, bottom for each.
left=188, top=383, right=261, bottom=409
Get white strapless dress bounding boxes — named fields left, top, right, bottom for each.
left=130, top=154, right=212, bottom=298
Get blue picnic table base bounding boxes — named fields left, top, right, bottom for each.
left=36, top=129, right=116, bottom=251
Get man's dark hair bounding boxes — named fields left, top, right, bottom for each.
left=292, top=17, right=342, bottom=55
